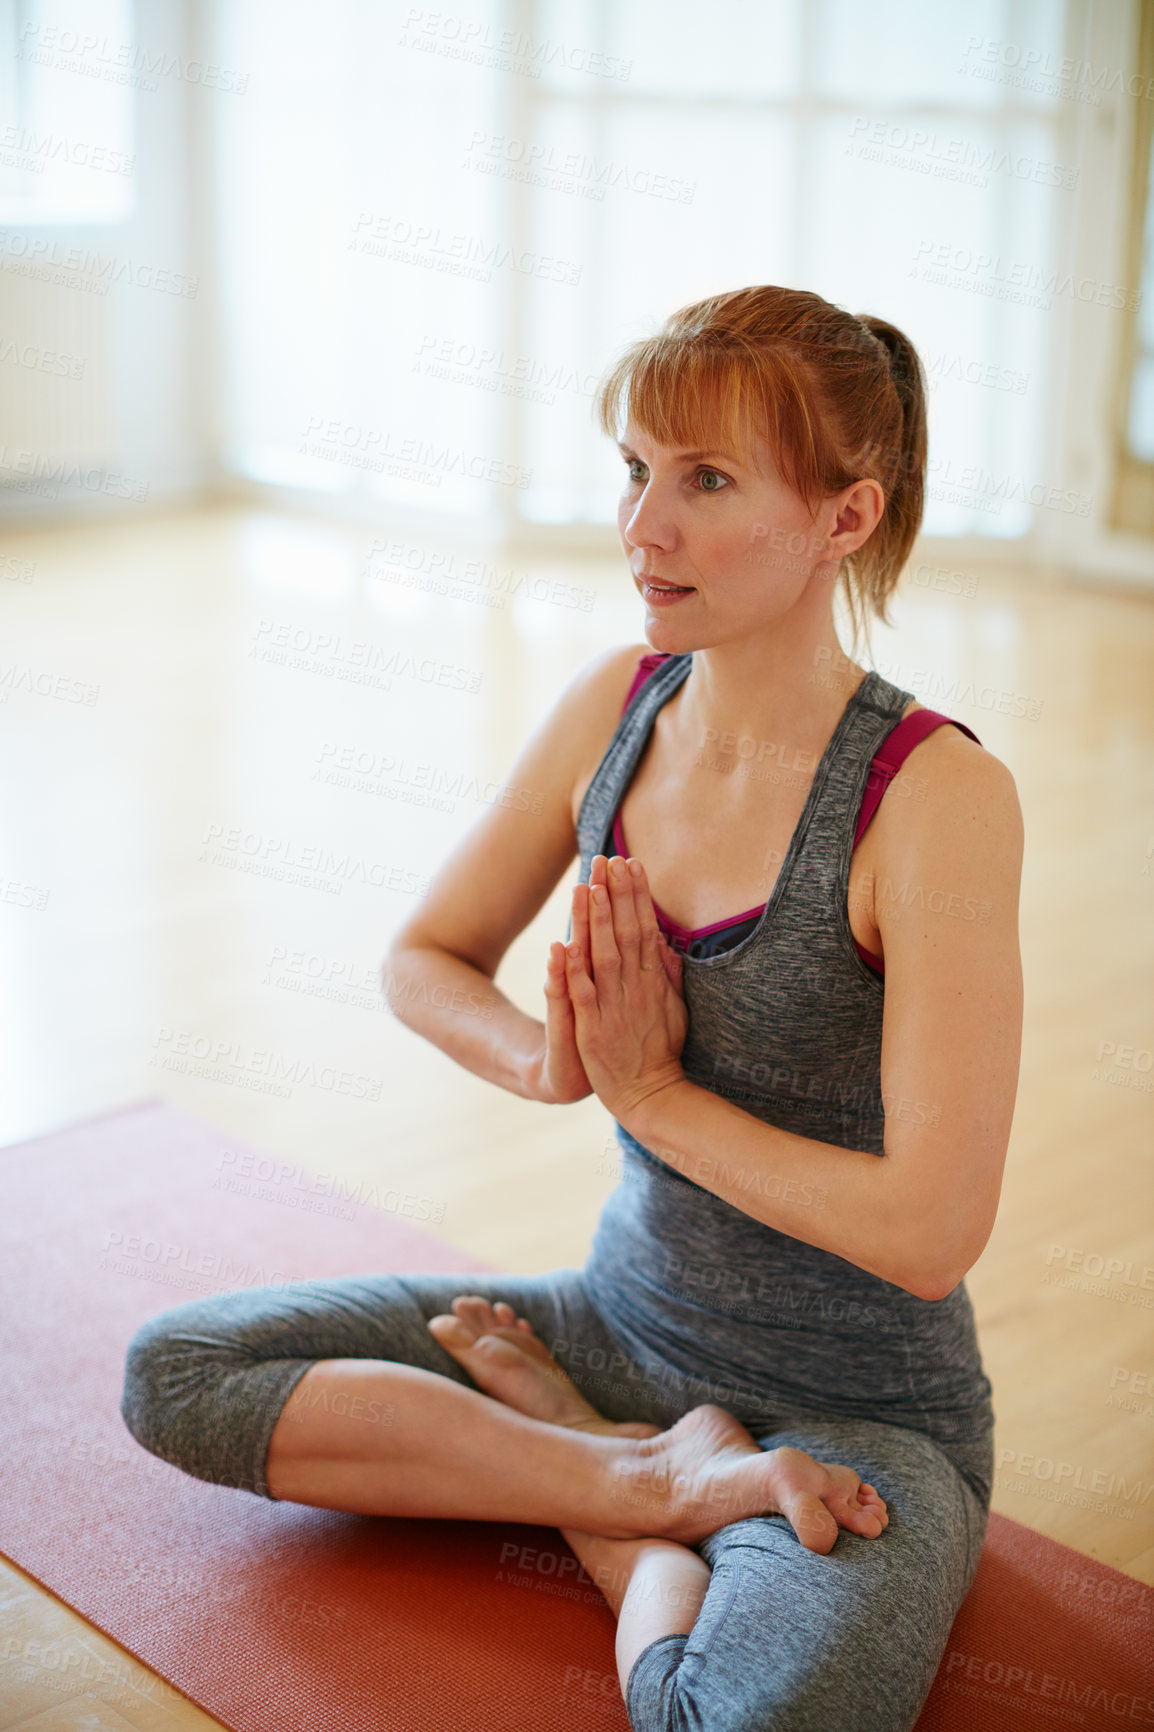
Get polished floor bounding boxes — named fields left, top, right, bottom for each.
left=1, top=503, right=1151, bottom=1727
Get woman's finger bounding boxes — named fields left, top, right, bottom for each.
left=571, top=877, right=593, bottom=974
left=544, top=939, right=570, bottom=999
left=544, top=946, right=577, bottom=1047
left=564, top=933, right=598, bottom=1009
left=620, top=856, right=685, bottom=997
left=604, top=856, right=643, bottom=983
left=586, top=875, right=624, bottom=991
left=625, top=857, right=666, bottom=975
left=543, top=942, right=580, bottom=1073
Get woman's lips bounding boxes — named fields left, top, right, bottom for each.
left=640, top=578, right=694, bottom=605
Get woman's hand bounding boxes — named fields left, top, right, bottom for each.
left=533, top=908, right=597, bottom=1106
left=562, top=854, right=688, bottom=1123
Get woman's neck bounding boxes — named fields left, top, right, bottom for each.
left=661, top=622, right=868, bottom=759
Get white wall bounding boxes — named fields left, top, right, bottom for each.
left=1036, top=0, right=1153, bottom=587
left=0, top=0, right=216, bottom=521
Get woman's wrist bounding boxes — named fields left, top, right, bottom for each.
left=514, top=1027, right=552, bottom=1101
left=385, top=946, right=555, bottom=1101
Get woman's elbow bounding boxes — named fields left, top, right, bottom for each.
left=894, top=1220, right=989, bottom=1302
left=886, top=1254, right=969, bottom=1302
left=904, top=1267, right=967, bottom=1303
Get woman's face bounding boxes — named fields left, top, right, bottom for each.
left=615, top=420, right=852, bottom=647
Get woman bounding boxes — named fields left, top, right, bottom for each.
left=121, top=286, right=1023, bottom=1731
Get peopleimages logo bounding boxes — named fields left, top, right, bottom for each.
left=17, top=21, right=249, bottom=92
left=958, top=34, right=1154, bottom=102
left=199, top=821, right=432, bottom=900
left=349, top=211, right=582, bottom=288
left=365, top=537, right=595, bottom=611
left=911, top=239, right=1139, bottom=312
left=462, top=130, right=695, bottom=202
left=149, top=1026, right=384, bottom=1101
left=213, top=1148, right=446, bottom=1224
left=942, top=1649, right=1154, bottom=1719
left=847, top=118, right=1078, bottom=190
left=399, top=10, right=633, bottom=82
left=0, top=230, right=198, bottom=295
left=0, top=124, right=134, bottom=174
left=100, top=1231, right=301, bottom=1290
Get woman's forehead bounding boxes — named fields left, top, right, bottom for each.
left=620, top=419, right=776, bottom=476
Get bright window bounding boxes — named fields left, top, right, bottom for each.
left=213, top=0, right=1073, bottom=539
left=1125, top=125, right=1154, bottom=463
left=0, top=0, right=136, bottom=225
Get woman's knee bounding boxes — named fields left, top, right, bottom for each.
left=625, top=1634, right=697, bottom=1732
left=628, top=1633, right=771, bottom=1732
left=120, top=1300, right=215, bottom=1455
left=119, top=1288, right=277, bottom=1461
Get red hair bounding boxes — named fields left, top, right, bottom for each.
left=594, top=285, right=927, bottom=641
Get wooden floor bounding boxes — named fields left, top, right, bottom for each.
left=1, top=502, right=1151, bottom=1727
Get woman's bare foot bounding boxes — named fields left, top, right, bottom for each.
left=427, top=1295, right=659, bottom=1438
left=429, top=1295, right=890, bottom=1553
left=627, top=1404, right=890, bottom=1552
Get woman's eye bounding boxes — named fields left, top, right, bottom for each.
left=622, top=460, right=727, bottom=490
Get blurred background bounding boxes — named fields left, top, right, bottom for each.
left=1, top=0, right=1153, bottom=1707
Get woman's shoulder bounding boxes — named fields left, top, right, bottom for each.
left=895, top=698, right=1018, bottom=790
left=874, top=697, right=1024, bottom=870
left=579, top=640, right=662, bottom=719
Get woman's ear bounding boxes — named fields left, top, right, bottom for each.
left=825, top=479, right=885, bottom=561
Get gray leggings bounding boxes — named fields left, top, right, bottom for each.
left=120, top=1266, right=992, bottom=1732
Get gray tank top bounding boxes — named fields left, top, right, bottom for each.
left=573, top=654, right=994, bottom=1446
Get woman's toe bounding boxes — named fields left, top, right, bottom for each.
left=451, top=1295, right=494, bottom=1332
left=427, top=1313, right=475, bottom=1348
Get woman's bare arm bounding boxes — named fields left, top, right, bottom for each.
left=382, top=641, right=649, bottom=1098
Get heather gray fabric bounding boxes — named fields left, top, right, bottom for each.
left=573, top=657, right=995, bottom=1457
left=120, top=653, right=998, bottom=1729
left=121, top=1266, right=990, bottom=1732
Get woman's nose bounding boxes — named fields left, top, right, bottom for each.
left=623, top=483, right=675, bottom=549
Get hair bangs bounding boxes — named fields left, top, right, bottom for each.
left=598, top=338, right=785, bottom=484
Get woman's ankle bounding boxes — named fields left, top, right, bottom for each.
left=562, top=1529, right=708, bottom=1621
left=562, top=1528, right=711, bottom=1699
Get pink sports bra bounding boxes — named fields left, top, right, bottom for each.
left=609, top=652, right=981, bottom=975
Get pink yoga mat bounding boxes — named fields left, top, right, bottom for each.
left=1, top=1100, right=1151, bottom=1730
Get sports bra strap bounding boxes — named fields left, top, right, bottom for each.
left=853, top=709, right=982, bottom=848
left=620, top=651, right=669, bottom=714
